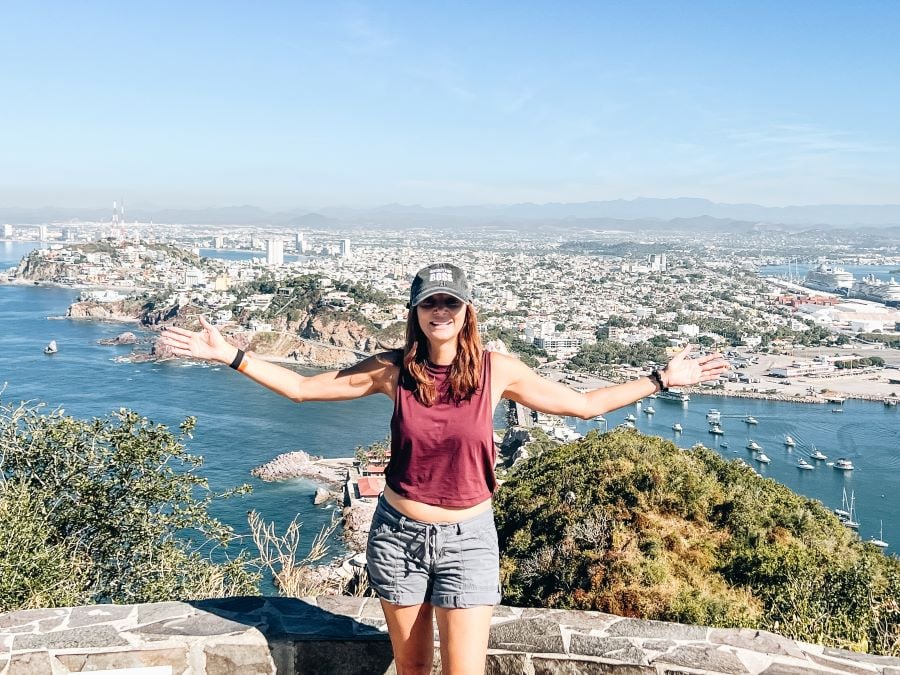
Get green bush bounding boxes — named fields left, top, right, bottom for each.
left=495, top=429, right=900, bottom=655
left=0, top=402, right=259, bottom=611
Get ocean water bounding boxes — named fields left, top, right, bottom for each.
left=3, top=241, right=898, bottom=554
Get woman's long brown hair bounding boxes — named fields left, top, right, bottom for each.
left=401, top=304, right=483, bottom=406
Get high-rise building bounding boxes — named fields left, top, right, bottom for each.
left=648, top=253, right=668, bottom=272
left=1, top=224, right=12, bottom=239
left=266, top=239, right=284, bottom=266
left=214, top=236, right=224, bottom=249
left=340, top=238, right=351, bottom=258
left=38, top=225, right=48, bottom=241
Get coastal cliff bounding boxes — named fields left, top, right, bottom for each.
left=66, top=298, right=146, bottom=321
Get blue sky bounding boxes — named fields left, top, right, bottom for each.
left=1, top=1, right=899, bottom=209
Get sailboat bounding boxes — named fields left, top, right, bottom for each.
left=836, top=490, right=859, bottom=529
left=868, top=521, right=888, bottom=549
left=43, top=339, right=58, bottom=355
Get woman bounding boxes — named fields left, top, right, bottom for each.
left=160, top=262, right=728, bottom=675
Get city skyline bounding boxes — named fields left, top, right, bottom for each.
left=2, top=2, right=899, bottom=209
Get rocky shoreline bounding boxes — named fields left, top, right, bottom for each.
left=250, top=450, right=349, bottom=488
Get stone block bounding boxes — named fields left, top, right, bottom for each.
left=134, top=612, right=252, bottom=637
left=807, top=652, right=883, bottom=674
left=491, top=605, right=519, bottom=618
left=6, top=651, right=55, bottom=674
left=823, top=646, right=900, bottom=667
left=641, top=639, right=675, bottom=651
left=485, top=652, right=528, bottom=675
left=654, top=645, right=749, bottom=674
left=607, top=617, right=708, bottom=641
left=294, top=639, right=395, bottom=674
left=359, top=598, right=386, bottom=619
left=759, top=664, right=840, bottom=675
left=710, top=627, right=804, bottom=659
left=204, top=642, right=275, bottom=674
left=268, top=639, right=295, bottom=675
left=56, top=647, right=189, bottom=673
left=0, top=608, right=67, bottom=631
left=533, top=655, right=654, bottom=674
left=12, top=625, right=128, bottom=652
left=194, top=595, right=268, bottom=615
left=569, top=634, right=648, bottom=665
left=489, top=618, right=565, bottom=654
left=546, top=609, right=617, bottom=631
left=67, top=603, right=134, bottom=628
left=136, top=601, right=194, bottom=626
left=315, top=595, right=367, bottom=618
left=277, top=613, right=362, bottom=640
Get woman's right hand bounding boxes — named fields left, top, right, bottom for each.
left=158, top=316, right=236, bottom=364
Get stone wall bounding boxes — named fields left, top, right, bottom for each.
left=2, top=597, right=898, bottom=674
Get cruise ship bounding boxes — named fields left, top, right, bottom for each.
left=802, top=264, right=855, bottom=294
left=850, top=274, right=900, bottom=307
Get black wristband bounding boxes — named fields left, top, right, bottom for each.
left=649, top=369, right=668, bottom=392
left=229, top=348, right=245, bottom=371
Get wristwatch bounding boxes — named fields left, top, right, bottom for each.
left=649, top=369, right=668, bottom=392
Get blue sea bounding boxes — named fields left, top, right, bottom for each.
left=2, top=241, right=898, bottom=558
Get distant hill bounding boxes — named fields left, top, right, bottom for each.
left=2, top=198, right=899, bottom=227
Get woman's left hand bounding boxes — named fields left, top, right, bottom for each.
left=662, top=345, right=730, bottom=388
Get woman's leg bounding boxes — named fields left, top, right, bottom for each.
left=434, top=605, right=494, bottom=675
left=380, top=600, right=435, bottom=675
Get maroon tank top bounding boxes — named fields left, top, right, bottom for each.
left=386, top=351, right=496, bottom=507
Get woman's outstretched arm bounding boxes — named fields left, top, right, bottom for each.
left=494, top=345, right=729, bottom=419
left=159, top=316, right=394, bottom=402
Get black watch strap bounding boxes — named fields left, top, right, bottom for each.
left=649, top=369, right=668, bottom=392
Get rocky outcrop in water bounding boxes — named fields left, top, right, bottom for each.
left=98, top=331, right=137, bottom=345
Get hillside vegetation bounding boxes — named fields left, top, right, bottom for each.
left=495, top=429, right=900, bottom=656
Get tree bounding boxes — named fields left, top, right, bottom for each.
left=0, top=402, right=259, bottom=610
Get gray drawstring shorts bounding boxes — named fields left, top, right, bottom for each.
left=365, top=494, right=501, bottom=608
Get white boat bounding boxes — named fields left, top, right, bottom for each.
left=625, top=413, right=636, bottom=422
left=784, top=435, right=795, bottom=447
left=746, top=440, right=761, bottom=451
left=672, top=423, right=683, bottom=432
left=868, top=521, right=889, bottom=549
left=744, top=415, right=758, bottom=425
left=803, top=263, right=855, bottom=293
left=720, top=441, right=729, bottom=449
left=756, top=453, right=771, bottom=464
left=657, top=389, right=690, bottom=403
left=834, top=488, right=852, bottom=519
left=834, top=458, right=854, bottom=471
left=796, top=458, right=814, bottom=470
left=840, top=491, right=859, bottom=529
left=644, top=406, right=656, bottom=415
left=708, top=424, right=724, bottom=435
left=706, top=409, right=721, bottom=422
left=809, top=446, right=827, bottom=461
left=851, top=273, right=900, bottom=307
left=43, top=339, right=58, bottom=355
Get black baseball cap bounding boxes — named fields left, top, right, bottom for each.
left=409, top=263, right=473, bottom=307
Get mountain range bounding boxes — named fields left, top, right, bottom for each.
left=2, top=198, right=899, bottom=229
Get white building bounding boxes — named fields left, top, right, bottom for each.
left=38, top=225, right=48, bottom=241
left=2, top=224, right=13, bottom=238
left=678, top=323, right=700, bottom=337
left=340, top=238, right=351, bottom=258
left=648, top=253, right=668, bottom=272
left=265, top=239, right=284, bottom=266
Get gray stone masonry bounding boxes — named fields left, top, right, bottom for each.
left=1, top=597, right=898, bottom=674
